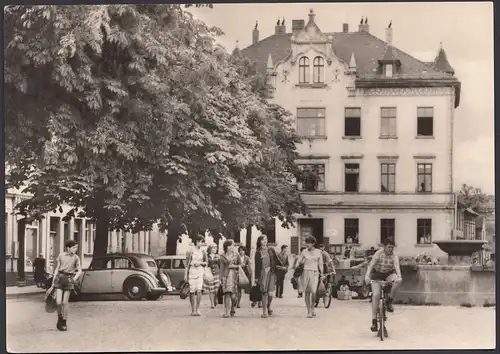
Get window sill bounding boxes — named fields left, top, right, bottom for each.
left=415, top=243, right=433, bottom=247
left=344, top=243, right=360, bottom=247
left=379, top=136, right=398, bottom=140
left=342, top=136, right=362, bottom=140
left=416, top=191, right=433, bottom=194
left=299, top=136, right=327, bottom=140
left=295, top=83, right=328, bottom=89
left=344, top=191, right=360, bottom=194
left=380, top=191, right=397, bottom=194
left=416, top=136, right=435, bottom=139
left=299, top=190, right=327, bottom=194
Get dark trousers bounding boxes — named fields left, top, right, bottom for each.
left=275, top=272, right=286, bottom=297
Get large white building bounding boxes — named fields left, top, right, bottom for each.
left=237, top=10, right=462, bottom=257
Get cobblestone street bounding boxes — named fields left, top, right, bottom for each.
left=7, top=283, right=495, bottom=352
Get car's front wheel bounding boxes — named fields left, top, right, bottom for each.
left=124, top=278, right=147, bottom=301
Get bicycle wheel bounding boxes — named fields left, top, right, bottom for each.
left=378, top=298, right=385, bottom=341
left=323, top=283, right=332, bottom=308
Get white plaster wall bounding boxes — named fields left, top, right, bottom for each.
left=275, top=209, right=452, bottom=258
left=270, top=39, right=454, bottom=196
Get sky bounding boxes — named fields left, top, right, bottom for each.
left=188, top=2, right=494, bottom=194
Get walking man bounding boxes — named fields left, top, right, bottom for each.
left=33, top=254, right=47, bottom=288
left=275, top=245, right=289, bottom=298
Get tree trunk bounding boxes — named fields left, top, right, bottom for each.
left=166, top=223, right=181, bottom=255
left=93, top=211, right=110, bottom=257
left=245, top=225, right=252, bottom=256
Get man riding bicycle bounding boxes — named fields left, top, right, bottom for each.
left=364, top=237, right=402, bottom=333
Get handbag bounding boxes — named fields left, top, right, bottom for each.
left=291, top=277, right=298, bottom=290
left=217, top=284, right=224, bottom=304
left=249, top=285, right=262, bottom=302
left=203, top=267, right=214, bottom=285
left=180, top=253, right=191, bottom=299
left=45, top=288, right=57, bottom=313
left=238, top=266, right=250, bottom=289
left=179, top=280, right=190, bottom=299
left=293, top=263, right=304, bottom=278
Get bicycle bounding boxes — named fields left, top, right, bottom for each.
left=370, top=279, right=395, bottom=341
left=314, top=272, right=335, bottom=308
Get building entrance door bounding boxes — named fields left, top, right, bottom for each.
left=298, top=219, right=324, bottom=247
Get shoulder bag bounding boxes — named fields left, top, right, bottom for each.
left=180, top=253, right=191, bottom=299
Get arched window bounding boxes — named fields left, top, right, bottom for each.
left=298, top=56, right=310, bottom=83
left=313, top=56, right=325, bottom=83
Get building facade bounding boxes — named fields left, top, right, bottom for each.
left=238, top=10, right=462, bottom=257
left=5, top=189, right=165, bottom=275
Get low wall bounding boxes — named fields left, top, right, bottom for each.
left=396, top=265, right=495, bottom=306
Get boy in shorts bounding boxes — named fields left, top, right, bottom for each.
left=50, top=240, right=82, bottom=331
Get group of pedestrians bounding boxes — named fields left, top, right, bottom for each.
left=183, top=233, right=338, bottom=318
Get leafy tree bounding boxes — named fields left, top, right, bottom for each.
left=5, top=4, right=309, bottom=256
left=457, top=184, right=492, bottom=214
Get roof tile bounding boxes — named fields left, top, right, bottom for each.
left=241, top=30, right=454, bottom=79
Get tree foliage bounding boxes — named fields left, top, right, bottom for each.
left=457, top=184, right=492, bottom=214
left=5, top=4, right=309, bottom=255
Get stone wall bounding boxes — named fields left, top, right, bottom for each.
left=396, top=265, right=495, bottom=306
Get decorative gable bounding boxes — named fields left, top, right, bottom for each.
left=289, top=9, right=341, bottom=67
left=292, top=9, right=328, bottom=43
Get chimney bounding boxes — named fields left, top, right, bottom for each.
left=342, top=23, right=349, bottom=33
left=275, top=18, right=286, bottom=34
left=252, top=22, right=259, bottom=44
left=385, top=27, right=393, bottom=45
left=292, top=19, right=305, bottom=33
left=358, top=17, right=370, bottom=33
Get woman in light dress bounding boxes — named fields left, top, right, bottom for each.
left=219, top=239, right=241, bottom=318
left=184, top=235, right=207, bottom=316
left=297, top=236, right=324, bottom=318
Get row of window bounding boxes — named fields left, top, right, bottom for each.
left=297, top=55, right=396, bottom=85
left=298, top=56, right=325, bottom=84
left=298, top=162, right=432, bottom=193
left=297, top=107, right=435, bottom=138
left=343, top=218, right=433, bottom=245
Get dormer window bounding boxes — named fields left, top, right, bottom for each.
left=313, top=56, right=325, bottom=83
left=299, top=56, right=310, bottom=83
left=385, top=64, right=393, bottom=78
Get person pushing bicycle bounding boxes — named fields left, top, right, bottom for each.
left=364, top=237, right=402, bottom=333
left=317, top=244, right=336, bottom=285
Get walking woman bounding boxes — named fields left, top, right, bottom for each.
left=236, top=246, right=252, bottom=308
left=297, top=236, right=324, bottom=318
left=203, top=243, right=221, bottom=309
left=254, top=235, right=278, bottom=318
left=50, top=240, right=82, bottom=331
left=219, top=239, right=241, bottom=318
left=185, top=235, right=207, bottom=316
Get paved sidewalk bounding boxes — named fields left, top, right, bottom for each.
left=6, top=285, right=45, bottom=297
left=7, top=281, right=496, bottom=352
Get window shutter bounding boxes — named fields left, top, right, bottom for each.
left=323, top=237, right=330, bottom=249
